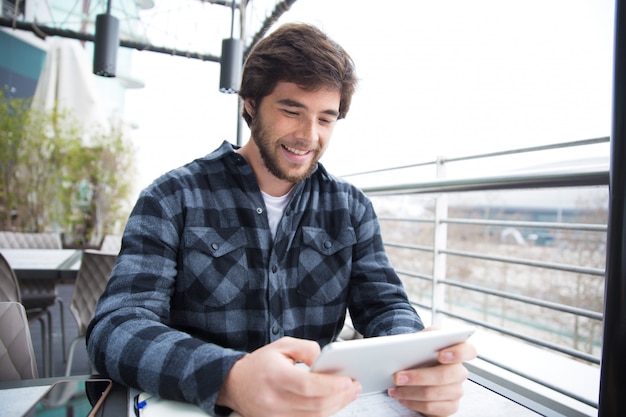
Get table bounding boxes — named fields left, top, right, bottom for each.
left=0, top=376, right=540, bottom=417
left=0, top=376, right=127, bottom=417
left=1, top=249, right=82, bottom=281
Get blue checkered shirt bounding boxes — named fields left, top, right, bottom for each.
left=87, top=141, right=423, bottom=415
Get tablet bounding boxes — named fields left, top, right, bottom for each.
left=310, top=326, right=475, bottom=394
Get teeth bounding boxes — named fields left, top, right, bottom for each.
left=284, top=145, right=308, bottom=156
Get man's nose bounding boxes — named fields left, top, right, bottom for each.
left=296, top=118, right=318, bottom=143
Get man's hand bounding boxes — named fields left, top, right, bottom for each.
left=216, top=337, right=362, bottom=417
left=388, top=329, right=478, bottom=417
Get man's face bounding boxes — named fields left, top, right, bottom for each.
left=247, top=82, right=341, bottom=185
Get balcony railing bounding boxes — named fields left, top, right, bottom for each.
left=344, top=137, right=610, bottom=417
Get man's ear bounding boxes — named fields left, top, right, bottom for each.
left=244, top=98, right=256, bottom=118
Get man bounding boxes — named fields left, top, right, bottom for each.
left=87, top=23, right=476, bottom=417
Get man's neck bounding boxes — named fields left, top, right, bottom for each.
left=236, top=142, right=294, bottom=197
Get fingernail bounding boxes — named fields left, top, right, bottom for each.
left=396, top=373, right=409, bottom=385
left=441, top=351, right=455, bottom=362
left=388, top=388, right=397, bottom=398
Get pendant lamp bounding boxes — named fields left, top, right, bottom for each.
left=93, top=0, right=119, bottom=77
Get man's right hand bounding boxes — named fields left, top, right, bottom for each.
left=216, top=336, right=362, bottom=417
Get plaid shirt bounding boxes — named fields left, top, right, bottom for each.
left=87, top=141, right=423, bottom=415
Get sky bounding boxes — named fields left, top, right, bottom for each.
left=123, top=0, right=615, bottom=198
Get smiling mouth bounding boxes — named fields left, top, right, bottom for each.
left=283, top=144, right=310, bottom=156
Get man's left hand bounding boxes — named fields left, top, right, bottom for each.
left=387, top=331, right=477, bottom=417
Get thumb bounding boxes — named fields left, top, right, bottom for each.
left=273, top=336, right=321, bottom=367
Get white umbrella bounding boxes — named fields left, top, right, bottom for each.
left=32, top=37, right=110, bottom=142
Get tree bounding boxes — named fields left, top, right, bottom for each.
left=0, top=89, right=135, bottom=246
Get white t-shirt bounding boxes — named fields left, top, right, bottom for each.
left=261, top=188, right=294, bottom=239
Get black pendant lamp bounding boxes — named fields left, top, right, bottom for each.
left=93, top=0, right=120, bottom=77
left=219, top=1, right=243, bottom=93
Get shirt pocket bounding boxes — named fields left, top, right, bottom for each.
left=182, top=226, right=248, bottom=308
left=297, top=226, right=357, bottom=304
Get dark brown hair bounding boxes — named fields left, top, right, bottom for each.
left=239, top=23, right=358, bottom=127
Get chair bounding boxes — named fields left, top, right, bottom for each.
left=0, top=231, right=65, bottom=375
left=66, top=250, right=116, bottom=375
left=0, top=231, right=63, bottom=249
left=0, top=252, right=21, bottom=303
left=0, top=301, right=39, bottom=380
left=0, top=252, right=52, bottom=377
left=99, top=234, right=122, bottom=253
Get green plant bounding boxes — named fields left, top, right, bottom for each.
left=0, top=89, right=135, bottom=246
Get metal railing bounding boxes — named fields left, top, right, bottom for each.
left=347, top=137, right=610, bottom=415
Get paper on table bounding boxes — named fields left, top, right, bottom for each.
left=331, top=392, right=422, bottom=417
left=135, top=391, right=419, bottom=417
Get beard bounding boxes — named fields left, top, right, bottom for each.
left=250, top=113, right=322, bottom=184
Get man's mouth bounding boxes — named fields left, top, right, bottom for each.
left=283, top=144, right=310, bottom=156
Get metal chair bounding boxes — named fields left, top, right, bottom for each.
left=0, top=301, right=39, bottom=380
left=65, top=250, right=116, bottom=376
left=0, top=252, right=52, bottom=377
left=0, top=232, right=66, bottom=375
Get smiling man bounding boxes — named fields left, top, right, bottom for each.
left=239, top=82, right=340, bottom=196
left=87, top=23, right=475, bottom=417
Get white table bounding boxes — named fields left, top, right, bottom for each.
left=1, top=249, right=82, bottom=281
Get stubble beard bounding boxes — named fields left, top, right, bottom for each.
left=251, top=114, right=321, bottom=184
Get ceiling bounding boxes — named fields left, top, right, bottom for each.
left=0, top=0, right=299, bottom=62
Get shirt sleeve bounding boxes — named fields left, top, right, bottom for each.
left=346, top=191, right=425, bottom=337
left=86, top=186, right=245, bottom=415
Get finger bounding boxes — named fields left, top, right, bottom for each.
left=394, top=363, right=469, bottom=387
left=437, top=341, right=477, bottom=364
left=389, top=380, right=464, bottom=417
left=285, top=363, right=361, bottom=398
left=274, top=336, right=322, bottom=366
left=283, top=374, right=361, bottom=415
left=389, top=380, right=464, bottom=402
left=392, top=396, right=462, bottom=417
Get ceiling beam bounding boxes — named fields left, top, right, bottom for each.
left=0, top=0, right=298, bottom=62
left=0, top=16, right=220, bottom=62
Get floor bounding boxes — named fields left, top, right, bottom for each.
left=29, top=283, right=92, bottom=378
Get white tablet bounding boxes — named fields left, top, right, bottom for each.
left=310, top=326, right=475, bottom=394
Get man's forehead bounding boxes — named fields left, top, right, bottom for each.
left=270, top=82, right=340, bottom=113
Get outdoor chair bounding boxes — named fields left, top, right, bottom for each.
left=0, top=301, right=39, bottom=380
left=0, top=252, right=21, bottom=303
left=0, top=231, right=63, bottom=249
left=99, top=234, right=122, bottom=253
left=66, top=250, right=116, bottom=376
left=0, top=252, right=52, bottom=377
left=0, top=231, right=66, bottom=368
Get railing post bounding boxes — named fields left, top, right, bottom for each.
left=431, top=156, right=448, bottom=327
left=599, top=0, right=626, bottom=415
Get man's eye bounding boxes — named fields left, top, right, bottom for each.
left=283, top=109, right=299, bottom=116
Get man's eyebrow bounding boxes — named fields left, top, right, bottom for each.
left=277, top=98, right=340, bottom=118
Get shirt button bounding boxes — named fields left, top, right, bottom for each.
left=271, top=265, right=278, bottom=273
left=324, top=241, right=332, bottom=249
left=256, top=207, right=263, bottom=214
left=272, top=326, right=280, bottom=335
left=211, top=242, right=219, bottom=251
